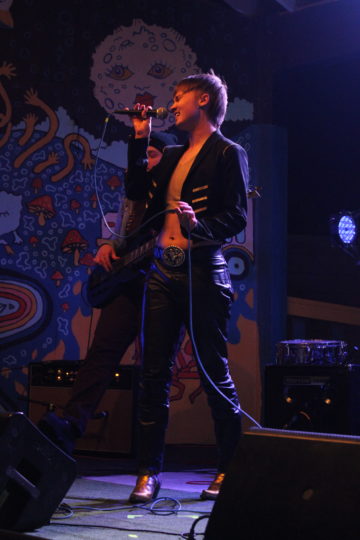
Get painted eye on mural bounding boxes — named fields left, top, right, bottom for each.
left=147, top=62, right=173, bottom=80
left=106, top=64, right=134, bottom=81
left=119, top=39, right=135, bottom=50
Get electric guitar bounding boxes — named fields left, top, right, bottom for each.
left=85, top=234, right=157, bottom=308
left=86, top=188, right=261, bottom=309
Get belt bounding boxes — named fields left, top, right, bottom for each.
left=153, top=245, right=223, bottom=268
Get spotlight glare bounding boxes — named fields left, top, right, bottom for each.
left=329, top=209, right=360, bottom=264
left=338, top=215, right=356, bottom=244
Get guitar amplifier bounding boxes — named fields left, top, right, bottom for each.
left=264, top=364, right=360, bottom=435
left=28, top=361, right=138, bottom=455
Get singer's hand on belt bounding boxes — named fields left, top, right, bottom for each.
left=174, top=201, right=198, bottom=231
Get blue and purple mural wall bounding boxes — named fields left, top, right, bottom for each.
left=0, top=0, right=262, bottom=441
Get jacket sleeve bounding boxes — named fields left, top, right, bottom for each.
left=185, top=143, right=249, bottom=243
left=124, top=136, right=150, bottom=200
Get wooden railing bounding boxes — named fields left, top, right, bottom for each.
left=288, top=297, right=360, bottom=326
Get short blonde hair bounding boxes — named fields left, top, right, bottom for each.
left=175, top=70, right=228, bottom=128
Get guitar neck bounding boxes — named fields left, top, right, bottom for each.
left=113, top=236, right=157, bottom=272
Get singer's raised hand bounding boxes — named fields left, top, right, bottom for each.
left=132, top=103, right=152, bottom=139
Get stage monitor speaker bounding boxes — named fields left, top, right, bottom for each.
left=0, top=412, right=77, bottom=532
left=28, top=362, right=137, bottom=455
left=205, top=427, right=360, bottom=540
left=264, top=364, right=360, bottom=434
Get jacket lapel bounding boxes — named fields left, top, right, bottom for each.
left=154, top=145, right=186, bottom=190
left=152, top=130, right=220, bottom=196
left=182, top=131, right=220, bottom=186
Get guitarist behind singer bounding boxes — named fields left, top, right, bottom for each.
left=38, top=131, right=179, bottom=454
left=93, top=132, right=179, bottom=276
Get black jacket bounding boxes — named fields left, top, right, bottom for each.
left=125, top=130, right=249, bottom=245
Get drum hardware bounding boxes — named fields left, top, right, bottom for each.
left=276, top=339, right=348, bottom=366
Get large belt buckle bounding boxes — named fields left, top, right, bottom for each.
left=161, top=245, right=186, bottom=267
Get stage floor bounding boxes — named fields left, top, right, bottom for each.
left=26, top=454, right=216, bottom=539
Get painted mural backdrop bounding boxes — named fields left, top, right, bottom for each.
left=0, top=0, right=259, bottom=442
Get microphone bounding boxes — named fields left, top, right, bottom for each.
left=113, top=107, right=168, bottom=120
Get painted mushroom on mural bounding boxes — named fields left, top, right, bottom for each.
left=70, top=199, right=81, bottom=214
left=107, top=175, right=121, bottom=191
left=27, top=194, right=56, bottom=226
left=29, top=235, right=39, bottom=247
left=61, top=229, right=88, bottom=266
left=90, top=193, right=97, bottom=208
left=79, top=252, right=95, bottom=274
left=51, top=270, right=64, bottom=287
left=31, top=177, right=43, bottom=194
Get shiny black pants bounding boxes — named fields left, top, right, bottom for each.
left=138, top=251, right=242, bottom=474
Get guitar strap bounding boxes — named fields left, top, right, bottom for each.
left=113, top=198, right=147, bottom=252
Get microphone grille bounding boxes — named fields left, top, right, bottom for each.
left=156, top=107, right=168, bottom=120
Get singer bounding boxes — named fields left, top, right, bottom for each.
left=125, top=71, right=249, bottom=503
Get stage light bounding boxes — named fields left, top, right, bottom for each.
left=329, top=210, right=360, bottom=263
left=338, top=215, right=356, bottom=244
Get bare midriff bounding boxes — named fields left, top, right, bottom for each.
left=157, top=147, right=199, bottom=249
left=158, top=208, right=190, bottom=249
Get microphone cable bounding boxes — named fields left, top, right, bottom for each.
left=93, top=115, right=121, bottom=239
left=185, top=219, right=262, bottom=429
left=93, top=115, right=174, bottom=242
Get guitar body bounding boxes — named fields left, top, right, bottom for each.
left=85, top=262, right=140, bottom=309
left=85, top=233, right=156, bottom=309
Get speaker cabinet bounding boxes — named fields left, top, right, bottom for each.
left=205, top=428, right=360, bottom=540
left=264, top=364, right=360, bottom=434
left=0, top=412, right=77, bottom=532
left=28, top=362, right=138, bottom=455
